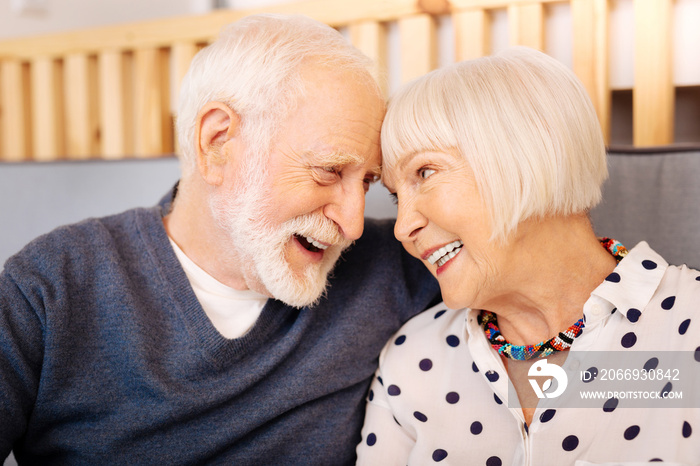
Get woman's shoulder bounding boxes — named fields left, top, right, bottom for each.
left=379, top=303, right=469, bottom=364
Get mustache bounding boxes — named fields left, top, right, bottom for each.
left=283, top=212, right=353, bottom=250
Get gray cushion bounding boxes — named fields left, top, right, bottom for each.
left=591, top=146, right=700, bottom=269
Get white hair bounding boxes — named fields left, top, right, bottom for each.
left=381, top=47, right=608, bottom=242
left=176, top=14, right=379, bottom=176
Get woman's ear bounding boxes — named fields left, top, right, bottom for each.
left=195, top=101, right=241, bottom=186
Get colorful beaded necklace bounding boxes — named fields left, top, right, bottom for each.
left=479, top=237, right=628, bottom=361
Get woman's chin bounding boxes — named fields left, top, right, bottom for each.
left=439, top=292, right=471, bottom=310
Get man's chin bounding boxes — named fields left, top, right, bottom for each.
left=256, top=252, right=342, bottom=308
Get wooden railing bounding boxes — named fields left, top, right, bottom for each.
left=0, top=0, right=678, bottom=162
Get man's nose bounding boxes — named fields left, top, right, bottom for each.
left=323, top=181, right=365, bottom=241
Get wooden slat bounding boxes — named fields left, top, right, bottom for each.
left=133, top=47, right=172, bottom=156
left=172, top=42, right=199, bottom=96
left=634, top=0, right=674, bottom=146
left=64, top=54, right=99, bottom=159
left=172, top=42, right=199, bottom=155
left=508, top=2, right=545, bottom=50
left=572, top=0, right=610, bottom=143
left=98, top=50, right=133, bottom=158
left=348, top=21, right=388, bottom=96
left=454, top=9, right=491, bottom=61
left=398, top=14, right=438, bottom=84
left=31, top=57, right=64, bottom=160
left=0, top=0, right=451, bottom=60
left=0, top=60, right=32, bottom=161
left=452, top=0, right=563, bottom=9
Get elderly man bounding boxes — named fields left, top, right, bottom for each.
left=0, top=14, right=439, bottom=465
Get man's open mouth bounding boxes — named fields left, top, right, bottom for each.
left=295, top=234, right=329, bottom=253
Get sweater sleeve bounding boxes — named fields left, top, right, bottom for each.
left=0, top=269, right=45, bottom=460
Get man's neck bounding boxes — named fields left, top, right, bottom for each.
left=163, top=179, right=258, bottom=293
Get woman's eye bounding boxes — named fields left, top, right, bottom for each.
left=419, top=168, right=436, bottom=179
left=389, top=192, right=398, bottom=205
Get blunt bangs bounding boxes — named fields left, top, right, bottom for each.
left=381, top=68, right=459, bottom=172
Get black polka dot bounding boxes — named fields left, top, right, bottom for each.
left=494, top=394, right=503, bottom=405
left=683, top=421, right=692, bottom=438
left=624, top=425, right=640, bottom=440
left=524, top=422, right=529, bottom=434
left=679, top=319, right=691, bottom=335
left=540, top=409, right=556, bottom=423
left=446, top=335, right=460, bottom=347
left=470, top=421, right=483, bottom=435
left=377, top=376, right=383, bottom=386
left=420, top=359, right=433, bottom=371
left=696, top=276, right=700, bottom=281
left=562, top=435, right=579, bottom=451
left=472, top=362, right=479, bottom=373
left=605, top=272, right=621, bottom=283
left=414, top=411, right=428, bottom=422
left=661, top=296, right=676, bottom=310
left=650, top=459, right=663, bottom=462
left=603, top=397, right=619, bottom=412
left=485, top=371, right=500, bottom=382
left=366, top=433, right=376, bottom=446
left=660, top=381, right=673, bottom=397
left=388, top=385, right=401, bottom=396
left=432, top=449, right=448, bottom=462
left=621, top=332, right=637, bottom=348
left=643, top=357, right=659, bottom=371
left=394, top=335, right=406, bottom=345
left=695, top=346, right=700, bottom=362
left=446, top=392, right=460, bottom=404
left=368, top=390, right=374, bottom=401
left=486, top=457, right=502, bottom=466
left=642, top=260, right=658, bottom=270
left=627, top=308, right=641, bottom=323
left=434, top=310, right=447, bottom=319
left=611, top=307, right=617, bottom=315
left=583, top=367, right=598, bottom=383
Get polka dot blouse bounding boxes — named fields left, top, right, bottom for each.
left=357, top=242, right=700, bottom=465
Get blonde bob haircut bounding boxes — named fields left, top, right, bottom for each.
left=381, top=47, right=607, bottom=242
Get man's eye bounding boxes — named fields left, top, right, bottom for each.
left=314, top=166, right=340, bottom=183
left=419, top=168, right=436, bottom=179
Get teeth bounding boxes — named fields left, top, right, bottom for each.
left=427, top=240, right=463, bottom=266
left=306, top=236, right=329, bottom=250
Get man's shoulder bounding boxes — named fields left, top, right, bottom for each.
left=337, top=217, right=410, bottom=272
left=4, top=206, right=158, bottom=276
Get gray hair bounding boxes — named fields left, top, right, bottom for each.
left=381, top=46, right=607, bottom=242
left=176, top=14, right=378, bottom=175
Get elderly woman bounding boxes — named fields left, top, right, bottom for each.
left=356, top=47, right=700, bottom=465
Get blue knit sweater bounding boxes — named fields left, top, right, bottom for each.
left=0, top=191, right=439, bottom=465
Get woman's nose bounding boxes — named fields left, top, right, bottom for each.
left=393, top=195, right=427, bottom=243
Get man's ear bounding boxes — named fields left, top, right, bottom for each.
left=195, top=101, right=241, bottom=186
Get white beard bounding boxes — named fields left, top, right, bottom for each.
left=209, top=170, right=352, bottom=308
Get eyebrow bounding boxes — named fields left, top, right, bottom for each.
left=309, top=150, right=381, bottom=178
left=379, top=151, right=419, bottom=185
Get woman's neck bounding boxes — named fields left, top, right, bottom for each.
left=480, top=214, right=617, bottom=346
